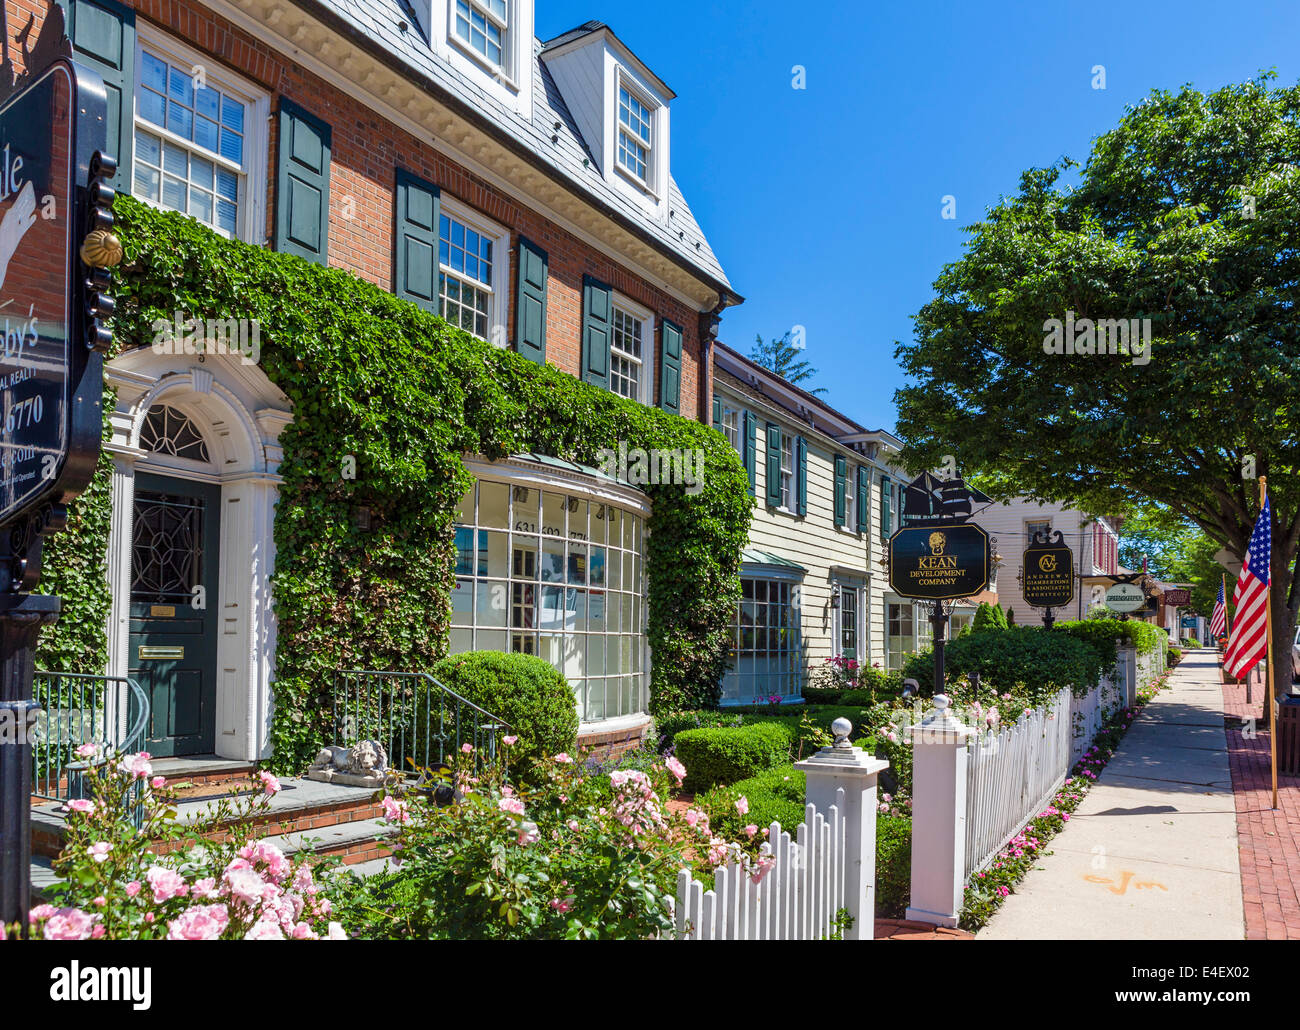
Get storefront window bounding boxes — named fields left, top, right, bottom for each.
left=721, top=577, right=803, bottom=704
left=453, top=474, right=647, bottom=721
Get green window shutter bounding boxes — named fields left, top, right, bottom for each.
left=765, top=423, right=782, bottom=508
left=393, top=169, right=440, bottom=310
left=581, top=276, right=612, bottom=389
left=60, top=0, right=135, bottom=193
left=275, top=98, right=332, bottom=265
left=712, top=395, right=723, bottom=429
left=834, top=455, right=847, bottom=527
left=659, top=319, right=683, bottom=414
left=515, top=236, right=548, bottom=362
left=796, top=437, right=808, bottom=516
left=881, top=476, right=893, bottom=536
left=743, top=411, right=758, bottom=497
left=856, top=465, right=869, bottom=532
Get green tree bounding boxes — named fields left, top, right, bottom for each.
left=750, top=331, right=825, bottom=394
left=894, top=75, right=1300, bottom=703
left=1117, top=503, right=1223, bottom=614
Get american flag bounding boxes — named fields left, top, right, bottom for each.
left=1210, top=580, right=1227, bottom=640
left=1224, top=497, right=1271, bottom=678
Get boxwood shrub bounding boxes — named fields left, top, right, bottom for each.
left=674, top=723, right=795, bottom=792
left=874, top=815, right=912, bottom=918
left=428, top=651, right=578, bottom=770
left=698, top=764, right=806, bottom=839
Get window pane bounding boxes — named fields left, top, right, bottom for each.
left=195, top=84, right=220, bottom=120
left=139, top=88, right=166, bottom=127
left=162, top=175, right=187, bottom=212
left=162, top=142, right=188, bottom=177
left=141, top=51, right=168, bottom=93
left=478, top=481, right=508, bottom=529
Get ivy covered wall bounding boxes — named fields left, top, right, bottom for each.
left=35, top=198, right=750, bottom=770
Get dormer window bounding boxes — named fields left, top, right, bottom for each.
left=454, top=0, right=508, bottom=70
left=617, top=84, right=653, bottom=183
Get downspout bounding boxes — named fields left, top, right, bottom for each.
left=699, top=299, right=725, bottom=425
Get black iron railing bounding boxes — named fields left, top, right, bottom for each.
left=332, top=670, right=511, bottom=776
left=31, top=672, right=149, bottom=822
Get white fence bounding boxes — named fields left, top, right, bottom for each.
left=963, top=689, right=1071, bottom=881
left=674, top=794, right=847, bottom=940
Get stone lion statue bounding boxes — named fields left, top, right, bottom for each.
left=310, top=739, right=388, bottom=778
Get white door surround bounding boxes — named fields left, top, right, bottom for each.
left=105, top=348, right=292, bottom=761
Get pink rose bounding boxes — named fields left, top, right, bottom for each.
left=665, top=756, right=686, bottom=785
left=497, top=796, right=525, bottom=816
left=67, top=798, right=95, bottom=814
left=502, top=735, right=518, bottom=746
left=42, top=908, right=98, bottom=941
left=460, top=743, right=474, bottom=754
left=86, top=841, right=112, bottom=863
left=74, top=743, right=100, bottom=759
left=735, top=796, right=749, bottom=817
left=553, top=752, right=573, bottom=764
left=326, top=921, right=348, bottom=940
left=381, top=796, right=410, bottom=824
left=146, top=865, right=189, bottom=903
left=150, top=775, right=167, bottom=789
left=167, top=904, right=230, bottom=940
left=744, top=824, right=758, bottom=838
left=258, top=770, right=281, bottom=796
left=125, top=881, right=142, bottom=898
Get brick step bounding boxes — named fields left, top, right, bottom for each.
left=30, top=777, right=391, bottom=860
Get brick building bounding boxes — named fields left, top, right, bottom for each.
left=5, top=0, right=737, bottom=757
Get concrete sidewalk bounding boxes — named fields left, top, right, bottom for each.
left=979, top=649, right=1243, bottom=940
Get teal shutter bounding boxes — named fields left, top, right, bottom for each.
left=796, top=437, right=808, bottom=516
left=581, top=276, right=612, bottom=389
left=765, top=423, right=782, bottom=508
left=856, top=465, right=869, bottom=532
left=712, top=395, right=723, bottom=429
left=659, top=320, right=683, bottom=413
left=881, top=476, right=893, bottom=536
left=515, top=236, right=548, bottom=362
left=393, top=169, right=440, bottom=310
left=834, top=456, right=847, bottom=527
left=60, top=0, right=135, bottom=193
left=275, top=99, right=332, bottom=265
left=743, top=412, right=757, bottom=497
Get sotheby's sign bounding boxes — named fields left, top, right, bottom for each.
left=0, top=60, right=104, bottom=527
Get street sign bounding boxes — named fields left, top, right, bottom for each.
left=0, top=58, right=107, bottom=535
left=1022, top=535, right=1075, bottom=609
left=901, top=471, right=992, bottom=526
left=1104, top=583, right=1147, bottom=613
left=888, top=522, right=990, bottom=600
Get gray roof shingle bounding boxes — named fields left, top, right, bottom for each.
left=301, top=0, right=731, bottom=290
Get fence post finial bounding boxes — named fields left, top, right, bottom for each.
left=831, top=717, right=852, bottom=749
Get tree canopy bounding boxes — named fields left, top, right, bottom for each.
left=895, top=75, right=1299, bottom=693
left=749, top=332, right=826, bottom=394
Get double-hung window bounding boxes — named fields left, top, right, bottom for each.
left=844, top=469, right=856, bottom=532
left=617, top=83, right=653, bottom=184
left=454, top=0, right=508, bottom=69
left=720, top=404, right=740, bottom=452
left=133, top=36, right=266, bottom=241
left=439, top=209, right=496, bottom=341
left=610, top=305, right=645, bottom=400
left=779, top=432, right=794, bottom=510
left=1026, top=519, right=1051, bottom=545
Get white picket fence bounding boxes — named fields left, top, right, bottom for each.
left=963, top=673, right=1128, bottom=879
left=673, top=791, right=847, bottom=940
left=963, top=689, right=1071, bottom=880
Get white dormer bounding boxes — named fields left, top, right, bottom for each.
left=417, top=0, right=535, bottom=119
left=542, top=22, right=674, bottom=220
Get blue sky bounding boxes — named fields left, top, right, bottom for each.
left=536, top=0, right=1300, bottom=432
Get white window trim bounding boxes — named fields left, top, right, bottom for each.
left=439, top=194, right=510, bottom=347
left=842, top=461, right=857, bottom=533
left=834, top=583, right=863, bottom=661
left=720, top=402, right=741, bottom=452
left=134, top=25, right=270, bottom=245
left=778, top=430, right=795, bottom=514
left=609, top=292, right=655, bottom=405
left=448, top=0, right=516, bottom=84
left=613, top=68, right=661, bottom=199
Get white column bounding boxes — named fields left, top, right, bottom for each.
left=906, top=694, right=974, bottom=927
left=104, top=447, right=146, bottom=684
left=794, top=717, right=888, bottom=941
left=1118, top=646, right=1138, bottom=707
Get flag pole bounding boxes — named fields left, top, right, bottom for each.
left=1262, top=476, right=1278, bottom=810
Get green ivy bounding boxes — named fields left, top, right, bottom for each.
left=43, top=197, right=751, bottom=771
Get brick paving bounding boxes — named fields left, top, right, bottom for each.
left=874, top=917, right=973, bottom=940
left=1221, top=664, right=1300, bottom=940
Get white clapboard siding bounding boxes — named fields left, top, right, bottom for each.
left=674, top=791, right=847, bottom=940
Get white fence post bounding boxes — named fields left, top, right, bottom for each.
left=1118, top=646, right=1138, bottom=707
left=794, top=717, right=888, bottom=940
left=905, top=695, right=974, bottom=928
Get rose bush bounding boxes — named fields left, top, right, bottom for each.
left=20, top=746, right=346, bottom=941
left=334, top=742, right=768, bottom=940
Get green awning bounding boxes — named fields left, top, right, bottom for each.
left=741, top=548, right=806, bottom=572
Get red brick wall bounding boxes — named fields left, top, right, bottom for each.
left=4, top=0, right=705, bottom=417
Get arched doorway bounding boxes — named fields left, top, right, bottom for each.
left=104, top=352, right=292, bottom=760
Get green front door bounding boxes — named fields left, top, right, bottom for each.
left=128, top=473, right=221, bottom=757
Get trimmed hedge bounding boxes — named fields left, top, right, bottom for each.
left=698, top=764, right=806, bottom=840
left=428, top=651, right=578, bottom=770
left=674, top=723, right=795, bottom=792
left=874, top=815, right=912, bottom=918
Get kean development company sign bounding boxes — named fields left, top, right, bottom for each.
left=888, top=523, right=991, bottom=601
left=0, top=58, right=108, bottom=534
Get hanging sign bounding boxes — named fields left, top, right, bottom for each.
left=0, top=56, right=108, bottom=532
left=1022, top=531, right=1075, bottom=609
left=1104, top=583, right=1146, bottom=613
left=888, top=522, right=990, bottom=600
left=1163, top=588, right=1191, bottom=606
left=901, top=471, right=992, bottom=527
